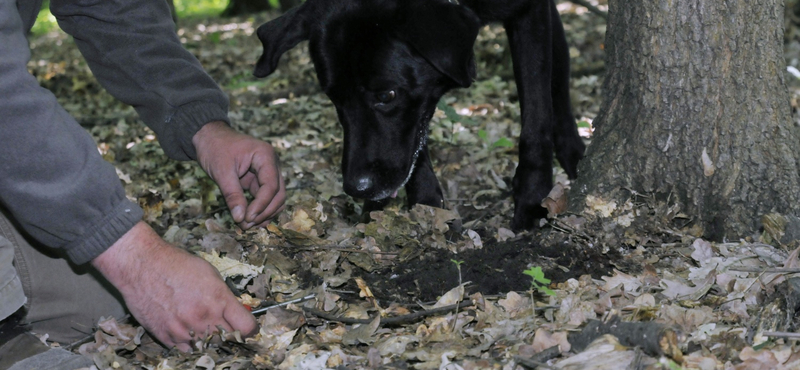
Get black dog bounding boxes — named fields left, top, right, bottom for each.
left=254, top=0, right=585, bottom=231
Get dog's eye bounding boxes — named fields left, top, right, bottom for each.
left=376, top=90, right=396, bottom=104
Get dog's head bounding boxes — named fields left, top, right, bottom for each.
left=254, top=0, right=481, bottom=201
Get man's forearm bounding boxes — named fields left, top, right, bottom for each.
left=50, top=0, right=231, bottom=161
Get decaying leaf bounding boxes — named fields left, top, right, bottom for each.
left=541, top=182, right=568, bottom=218
left=197, top=250, right=262, bottom=289
left=138, top=191, right=163, bottom=223
left=267, top=224, right=327, bottom=247
left=532, top=328, right=571, bottom=353
left=342, top=316, right=381, bottom=345
left=585, top=195, right=617, bottom=217
left=431, top=284, right=466, bottom=308
left=281, top=208, right=316, bottom=236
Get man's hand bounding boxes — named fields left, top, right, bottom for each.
left=193, top=121, right=286, bottom=229
left=92, top=222, right=257, bottom=352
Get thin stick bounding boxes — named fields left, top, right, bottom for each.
left=303, top=300, right=475, bottom=326
left=252, top=294, right=316, bottom=315
left=763, top=331, right=800, bottom=340
left=294, top=246, right=399, bottom=255
left=729, top=267, right=800, bottom=273
left=513, top=355, right=556, bottom=370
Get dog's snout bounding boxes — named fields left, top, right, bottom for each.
left=344, top=173, right=388, bottom=200
left=356, top=176, right=373, bottom=192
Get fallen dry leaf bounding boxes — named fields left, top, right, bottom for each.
left=541, top=182, right=568, bottom=218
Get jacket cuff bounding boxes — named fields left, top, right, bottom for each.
left=66, top=199, right=144, bottom=265
left=165, top=101, right=231, bottom=161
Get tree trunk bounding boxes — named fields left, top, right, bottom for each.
left=570, top=0, right=800, bottom=240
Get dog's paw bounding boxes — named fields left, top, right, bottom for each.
left=511, top=200, right=548, bottom=231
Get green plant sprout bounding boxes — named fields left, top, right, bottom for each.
left=523, top=266, right=555, bottom=297
left=451, top=259, right=464, bottom=286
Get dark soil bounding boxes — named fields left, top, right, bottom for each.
left=357, top=229, right=617, bottom=303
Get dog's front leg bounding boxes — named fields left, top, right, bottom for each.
left=404, top=144, right=444, bottom=209
left=549, top=1, right=585, bottom=180
left=504, top=0, right=557, bottom=231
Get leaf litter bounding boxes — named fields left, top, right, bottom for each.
left=24, top=1, right=800, bottom=368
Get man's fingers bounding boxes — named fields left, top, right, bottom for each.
left=245, top=177, right=286, bottom=226
left=243, top=154, right=284, bottom=223
left=216, top=172, right=248, bottom=223
left=251, top=204, right=286, bottom=229
left=223, top=301, right=259, bottom=337
left=175, top=343, right=192, bottom=353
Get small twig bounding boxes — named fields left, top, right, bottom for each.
left=513, top=355, right=556, bottom=370
left=566, top=0, right=608, bottom=19
left=294, top=245, right=399, bottom=255
left=549, top=218, right=592, bottom=242
left=729, top=267, right=800, bottom=274
left=745, top=270, right=767, bottom=293
left=762, top=331, right=800, bottom=340
left=658, top=227, right=690, bottom=239
left=303, top=300, right=476, bottom=326
left=252, top=294, right=316, bottom=315
left=65, top=333, right=96, bottom=351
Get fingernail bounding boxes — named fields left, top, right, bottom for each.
left=232, top=206, right=244, bottom=222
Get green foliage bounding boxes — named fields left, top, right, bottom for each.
left=225, top=72, right=270, bottom=90
left=450, top=259, right=464, bottom=267
left=207, top=31, right=223, bottom=44
left=436, top=99, right=477, bottom=126
left=478, top=129, right=514, bottom=149
left=523, top=266, right=555, bottom=296
left=30, top=1, right=58, bottom=36
left=172, top=0, right=228, bottom=18
left=491, top=137, right=514, bottom=148
left=662, top=359, right=685, bottom=370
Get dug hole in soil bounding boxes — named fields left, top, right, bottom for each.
left=342, top=227, right=617, bottom=304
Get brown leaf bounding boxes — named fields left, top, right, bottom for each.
left=541, top=183, right=568, bottom=218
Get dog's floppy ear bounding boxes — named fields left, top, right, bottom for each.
left=393, top=0, right=482, bottom=87
left=254, top=4, right=310, bottom=78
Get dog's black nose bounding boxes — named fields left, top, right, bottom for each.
left=356, top=176, right=373, bottom=192
left=344, top=175, right=379, bottom=199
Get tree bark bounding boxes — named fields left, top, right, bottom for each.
left=570, top=0, right=800, bottom=240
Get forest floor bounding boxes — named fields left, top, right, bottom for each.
left=23, top=1, right=800, bottom=369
